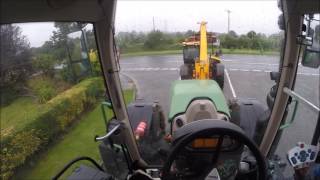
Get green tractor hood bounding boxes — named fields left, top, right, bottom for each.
left=169, top=80, right=230, bottom=122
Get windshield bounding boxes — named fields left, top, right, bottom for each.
left=116, top=0, right=282, bottom=166
left=183, top=46, right=200, bottom=62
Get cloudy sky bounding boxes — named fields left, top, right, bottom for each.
left=116, top=1, right=281, bottom=34
left=19, top=0, right=282, bottom=47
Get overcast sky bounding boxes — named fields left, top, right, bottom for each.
left=19, top=0, right=282, bottom=47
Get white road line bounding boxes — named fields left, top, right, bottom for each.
left=247, top=63, right=278, bottom=66
left=170, top=68, right=178, bottom=71
left=297, top=72, right=320, bottom=76
left=120, top=62, right=136, bottom=65
left=121, top=67, right=319, bottom=77
left=229, top=68, right=239, bottom=71
left=224, top=69, right=237, bottom=99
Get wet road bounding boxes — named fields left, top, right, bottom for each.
left=119, top=54, right=319, bottom=175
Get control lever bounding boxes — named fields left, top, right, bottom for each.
left=95, top=124, right=121, bottom=142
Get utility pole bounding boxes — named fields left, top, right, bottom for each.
left=153, top=16, right=155, bottom=31
left=225, top=9, right=231, bottom=33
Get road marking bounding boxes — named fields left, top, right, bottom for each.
left=170, top=68, right=179, bottom=71
left=122, top=67, right=179, bottom=72
left=228, top=68, right=319, bottom=76
left=229, top=68, right=239, bottom=71
left=225, top=69, right=237, bottom=99
left=120, top=62, right=136, bottom=65
left=121, top=67, right=319, bottom=77
left=247, top=62, right=278, bottom=66
left=297, top=72, right=320, bottom=76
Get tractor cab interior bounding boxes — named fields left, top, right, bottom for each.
left=1, top=0, right=319, bottom=180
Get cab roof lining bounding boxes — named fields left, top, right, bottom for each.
left=1, top=0, right=319, bottom=24
left=1, top=0, right=114, bottom=24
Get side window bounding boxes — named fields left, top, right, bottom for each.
left=274, top=14, right=320, bottom=175
left=0, top=22, right=120, bottom=179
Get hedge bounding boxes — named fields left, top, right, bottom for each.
left=0, top=77, right=104, bottom=179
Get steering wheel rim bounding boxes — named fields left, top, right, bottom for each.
left=162, top=120, right=267, bottom=180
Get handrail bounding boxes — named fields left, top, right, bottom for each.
left=283, top=87, right=320, bottom=112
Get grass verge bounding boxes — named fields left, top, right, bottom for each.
left=13, top=90, right=134, bottom=180
left=221, top=48, right=279, bottom=56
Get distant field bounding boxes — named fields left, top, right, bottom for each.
left=121, top=48, right=279, bottom=57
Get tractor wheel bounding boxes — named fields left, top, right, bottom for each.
left=216, top=75, right=224, bottom=89
left=180, top=64, right=192, bottom=80
left=213, top=63, right=225, bottom=89
left=150, top=104, right=166, bottom=141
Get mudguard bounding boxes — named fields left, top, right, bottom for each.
left=127, top=100, right=166, bottom=142
left=230, top=98, right=270, bottom=146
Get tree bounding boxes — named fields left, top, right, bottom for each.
left=185, top=30, right=196, bottom=37
left=49, top=22, right=82, bottom=62
left=0, top=24, right=32, bottom=104
left=32, top=54, right=56, bottom=77
left=144, top=30, right=166, bottom=50
left=228, top=30, right=238, bottom=38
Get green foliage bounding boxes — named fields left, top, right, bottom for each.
left=12, top=90, right=134, bottom=179
left=0, top=77, right=104, bottom=179
left=220, top=31, right=283, bottom=51
left=28, top=76, right=57, bottom=103
left=116, top=30, right=282, bottom=54
left=0, top=24, right=32, bottom=106
left=89, top=50, right=102, bottom=76
left=144, top=30, right=175, bottom=50
left=1, top=129, right=42, bottom=179
left=32, top=54, right=57, bottom=77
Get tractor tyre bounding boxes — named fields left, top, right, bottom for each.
left=180, top=64, right=192, bottom=80
left=213, top=63, right=225, bottom=89
left=150, top=104, right=166, bottom=141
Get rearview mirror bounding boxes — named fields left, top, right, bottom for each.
left=301, top=15, right=320, bottom=68
left=301, top=14, right=320, bottom=68
left=302, top=49, right=320, bottom=68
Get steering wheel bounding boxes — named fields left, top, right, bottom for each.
left=162, top=119, right=267, bottom=180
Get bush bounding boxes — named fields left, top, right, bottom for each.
left=0, top=77, right=104, bottom=179
left=28, top=76, right=57, bottom=103
left=89, top=50, right=102, bottom=76
left=1, top=129, right=42, bottom=179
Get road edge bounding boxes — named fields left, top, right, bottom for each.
left=120, top=72, right=140, bottom=100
